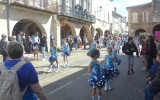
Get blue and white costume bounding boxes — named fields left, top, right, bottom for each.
left=87, top=42, right=96, bottom=56
left=103, top=55, right=120, bottom=77
left=49, top=47, right=58, bottom=63
left=88, top=61, right=106, bottom=88
left=112, top=49, right=121, bottom=66
left=62, top=43, right=70, bottom=56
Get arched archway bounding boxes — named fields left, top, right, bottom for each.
left=79, top=26, right=90, bottom=43
left=95, top=28, right=103, bottom=42
left=135, top=29, right=146, bottom=36
left=12, top=19, right=46, bottom=53
left=153, top=24, right=160, bottom=39
left=12, top=19, right=45, bottom=36
left=61, top=24, right=72, bottom=39
left=60, top=22, right=76, bottom=43
left=79, top=26, right=87, bottom=44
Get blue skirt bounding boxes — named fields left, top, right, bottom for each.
left=63, top=51, right=71, bottom=56
left=49, top=54, right=58, bottom=63
left=87, top=49, right=95, bottom=56
left=103, top=65, right=120, bottom=78
left=88, top=71, right=108, bottom=88
left=115, top=57, right=121, bottom=65
left=88, top=76, right=106, bottom=88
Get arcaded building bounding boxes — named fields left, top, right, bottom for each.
left=0, top=0, right=96, bottom=49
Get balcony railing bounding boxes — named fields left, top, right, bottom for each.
left=58, top=5, right=96, bottom=23
left=0, top=0, right=58, bottom=13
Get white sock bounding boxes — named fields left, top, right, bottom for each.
left=49, top=65, right=53, bottom=70
left=98, top=96, right=102, bottom=100
left=57, top=65, right=60, bottom=71
left=104, top=82, right=107, bottom=90
left=47, top=65, right=52, bottom=72
left=108, top=80, right=112, bottom=90
left=92, top=95, right=96, bottom=100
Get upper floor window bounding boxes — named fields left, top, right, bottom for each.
left=144, top=12, right=146, bottom=21
left=132, top=12, right=138, bottom=23
left=40, top=0, right=45, bottom=8
left=143, top=11, right=148, bottom=22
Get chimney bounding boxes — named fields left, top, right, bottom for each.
left=114, top=7, right=116, bottom=12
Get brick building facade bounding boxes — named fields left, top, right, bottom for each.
left=127, top=0, right=160, bottom=38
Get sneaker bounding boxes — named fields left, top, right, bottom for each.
left=108, top=87, right=113, bottom=91
left=131, top=69, right=134, bottom=73
left=42, top=58, right=45, bottom=61
left=67, top=63, right=69, bottom=66
left=47, top=69, right=52, bottom=73
left=63, top=64, right=67, bottom=68
left=104, top=88, right=108, bottom=91
left=55, top=69, right=60, bottom=73
left=127, top=71, right=130, bottom=75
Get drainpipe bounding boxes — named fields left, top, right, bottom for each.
left=6, top=0, right=10, bottom=37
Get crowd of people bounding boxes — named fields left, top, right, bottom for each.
left=87, top=35, right=160, bottom=100
left=1, top=31, right=160, bottom=100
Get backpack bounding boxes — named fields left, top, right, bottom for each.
left=0, top=61, right=27, bottom=100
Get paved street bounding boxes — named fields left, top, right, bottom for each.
left=41, top=52, right=149, bottom=100
left=0, top=48, right=149, bottom=100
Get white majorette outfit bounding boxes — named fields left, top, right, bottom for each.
left=98, top=37, right=103, bottom=47
left=88, top=61, right=106, bottom=88
left=31, top=35, right=39, bottom=50
left=114, top=40, right=121, bottom=52
left=62, top=43, right=71, bottom=56
left=87, top=41, right=96, bottom=56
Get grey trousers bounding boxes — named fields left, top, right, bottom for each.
left=128, top=55, right=134, bottom=71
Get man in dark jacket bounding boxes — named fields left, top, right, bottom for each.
left=0, top=34, right=8, bottom=61
left=124, top=37, right=139, bottom=75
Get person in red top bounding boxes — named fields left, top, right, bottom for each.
left=141, top=38, right=151, bottom=70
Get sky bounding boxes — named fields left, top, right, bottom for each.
left=112, top=0, right=152, bottom=18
